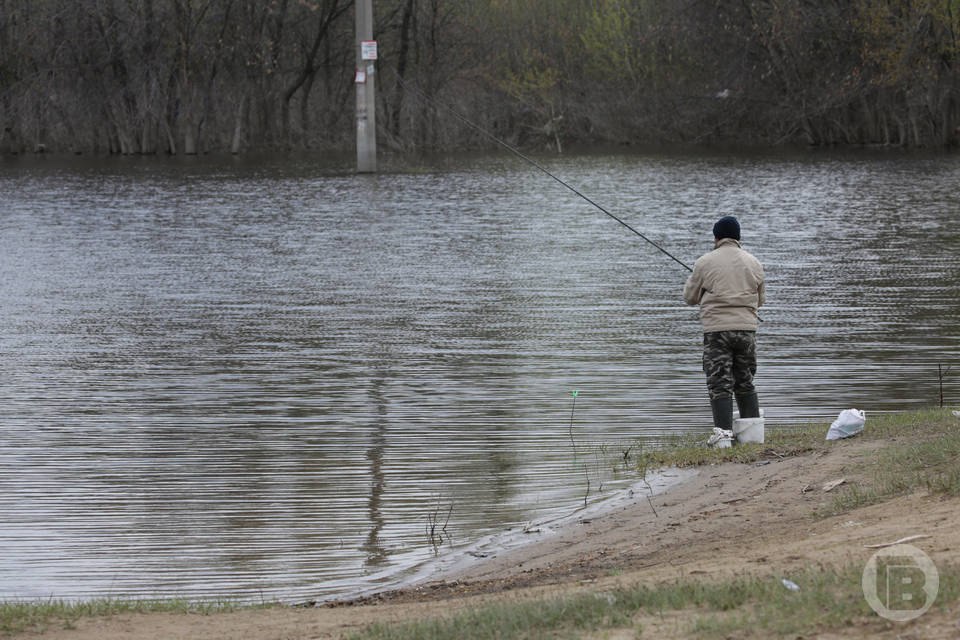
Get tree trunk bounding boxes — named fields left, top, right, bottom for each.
left=281, top=0, right=345, bottom=146
left=231, top=93, right=247, bottom=154
left=141, top=121, right=156, bottom=154
left=300, top=71, right=315, bottom=142
left=184, top=124, right=197, bottom=154
left=164, top=117, right=178, bottom=154
left=1, top=126, right=14, bottom=154
left=390, top=0, right=416, bottom=139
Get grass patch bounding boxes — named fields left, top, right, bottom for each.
left=636, top=407, right=957, bottom=470
left=820, top=409, right=960, bottom=516
left=0, top=598, right=258, bottom=636
left=349, top=562, right=960, bottom=639
left=630, top=407, right=960, bottom=518
left=634, top=420, right=827, bottom=472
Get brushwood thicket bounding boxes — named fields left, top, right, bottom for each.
left=1, top=0, right=958, bottom=155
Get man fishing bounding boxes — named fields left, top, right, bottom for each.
left=683, top=216, right=765, bottom=434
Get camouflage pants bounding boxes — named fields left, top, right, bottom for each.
left=702, top=330, right=757, bottom=401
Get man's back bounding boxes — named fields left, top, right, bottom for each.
left=683, top=238, right=764, bottom=332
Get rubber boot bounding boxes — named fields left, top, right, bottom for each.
left=735, top=392, right=761, bottom=419
left=710, top=397, right=734, bottom=432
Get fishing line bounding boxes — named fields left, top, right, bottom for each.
left=390, top=71, right=693, bottom=272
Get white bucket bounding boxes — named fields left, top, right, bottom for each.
left=733, top=408, right=765, bottom=420
left=733, top=417, right=765, bottom=444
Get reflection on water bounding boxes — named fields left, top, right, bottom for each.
left=363, top=376, right=388, bottom=568
left=0, top=151, right=958, bottom=602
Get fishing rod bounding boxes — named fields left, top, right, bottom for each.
left=390, top=72, right=693, bottom=273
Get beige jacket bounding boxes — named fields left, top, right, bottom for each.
left=683, top=238, right=765, bottom=332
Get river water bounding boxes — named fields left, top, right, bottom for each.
left=1, top=150, right=958, bottom=603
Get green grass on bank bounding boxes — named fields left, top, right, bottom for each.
left=0, top=598, right=261, bottom=637
left=636, top=408, right=960, bottom=517
left=819, top=409, right=960, bottom=515
left=349, top=562, right=959, bottom=640
left=636, top=408, right=958, bottom=471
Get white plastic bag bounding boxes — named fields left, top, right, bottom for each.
left=826, top=408, right=865, bottom=440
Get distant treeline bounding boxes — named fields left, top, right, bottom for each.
left=1, top=0, right=958, bottom=155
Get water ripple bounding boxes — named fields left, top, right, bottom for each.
left=1, top=151, right=958, bottom=601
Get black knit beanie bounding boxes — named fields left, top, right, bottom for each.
left=712, top=216, right=741, bottom=241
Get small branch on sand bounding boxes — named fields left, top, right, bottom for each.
left=864, top=534, right=931, bottom=549
left=641, top=477, right=659, bottom=518
left=645, top=493, right=658, bottom=518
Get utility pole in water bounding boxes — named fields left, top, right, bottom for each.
left=356, top=0, right=377, bottom=173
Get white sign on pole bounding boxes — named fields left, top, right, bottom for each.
left=355, top=68, right=366, bottom=84
left=361, top=40, right=378, bottom=60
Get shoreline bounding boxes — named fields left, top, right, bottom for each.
left=409, top=467, right=699, bottom=590
left=13, top=411, right=960, bottom=639
left=327, top=425, right=959, bottom=628
left=307, top=466, right=700, bottom=607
